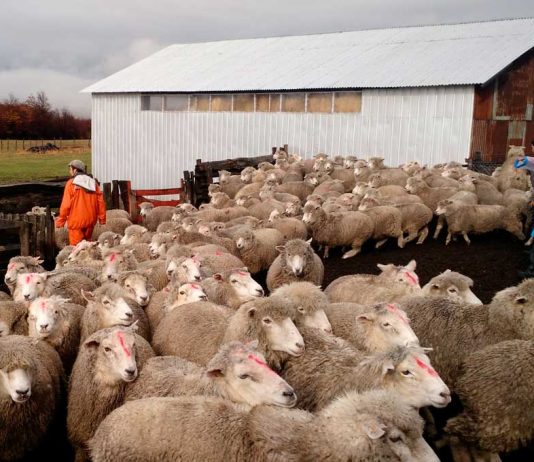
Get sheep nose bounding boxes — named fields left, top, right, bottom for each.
left=24, top=294, right=30, bottom=300
left=295, top=343, right=305, bottom=353
left=324, top=327, right=332, bottom=334
left=200, top=295, right=208, bottom=301
left=140, top=296, right=148, bottom=302
left=282, top=390, right=296, bottom=399
left=195, top=275, right=201, bottom=281
left=124, top=368, right=136, bottom=377
left=16, top=388, right=29, bottom=397
left=40, top=324, right=49, bottom=330
left=256, top=288, right=264, bottom=296
left=124, top=312, right=133, bottom=319
left=440, top=391, right=451, bottom=400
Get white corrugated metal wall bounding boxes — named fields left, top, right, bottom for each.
left=91, top=86, right=474, bottom=189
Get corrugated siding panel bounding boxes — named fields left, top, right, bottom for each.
left=91, top=86, right=474, bottom=189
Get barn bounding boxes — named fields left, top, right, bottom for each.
left=83, top=17, right=534, bottom=190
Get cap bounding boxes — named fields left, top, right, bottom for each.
left=68, top=159, right=86, bottom=173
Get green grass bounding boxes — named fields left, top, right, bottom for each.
left=0, top=149, right=92, bottom=184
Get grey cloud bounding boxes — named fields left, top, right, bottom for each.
left=1, top=0, right=532, bottom=116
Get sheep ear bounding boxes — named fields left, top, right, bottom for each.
left=377, top=263, right=391, bottom=272
left=91, top=242, right=99, bottom=247
left=515, top=294, right=527, bottom=304
left=381, top=360, right=395, bottom=376
left=405, top=260, right=417, bottom=271
left=33, top=257, right=44, bottom=265
left=430, top=283, right=440, bottom=290
left=247, top=307, right=257, bottom=318
left=306, top=238, right=313, bottom=245
left=213, top=273, right=224, bottom=282
left=362, top=420, right=386, bottom=440
left=206, top=367, right=224, bottom=378
left=357, top=313, right=375, bottom=323
left=84, top=339, right=100, bottom=350
left=81, top=289, right=95, bottom=303
left=275, top=245, right=285, bottom=254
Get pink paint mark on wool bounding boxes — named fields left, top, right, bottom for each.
left=415, top=357, right=438, bottom=377
left=25, top=275, right=31, bottom=284
left=386, top=303, right=409, bottom=325
left=236, top=271, right=248, bottom=276
left=190, top=284, right=200, bottom=290
left=404, top=271, right=419, bottom=286
left=215, top=251, right=223, bottom=256
left=117, top=331, right=132, bottom=358
left=8, top=263, right=16, bottom=270
left=109, top=253, right=117, bottom=262
left=40, top=301, right=46, bottom=312
left=248, top=354, right=276, bottom=375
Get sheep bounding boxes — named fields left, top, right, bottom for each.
left=120, top=224, right=153, bottom=245
left=302, top=203, right=374, bottom=258
left=191, top=206, right=249, bottom=223
left=64, top=240, right=102, bottom=267
left=495, top=145, right=530, bottom=191
left=405, top=177, right=457, bottom=211
left=0, top=291, right=10, bottom=301
left=91, top=217, right=132, bottom=240
left=115, top=270, right=155, bottom=307
left=13, top=271, right=97, bottom=306
left=324, top=302, right=418, bottom=351
left=138, top=202, right=176, bottom=231
left=100, top=247, right=138, bottom=282
left=259, top=184, right=301, bottom=205
left=421, top=269, right=482, bottom=304
left=27, top=296, right=85, bottom=372
left=329, top=165, right=356, bottom=191
left=209, top=191, right=236, bottom=209
left=324, top=260, right=421, bottom=303
left=400, top=278, right=534, bottom=388
left=359, top=196, right=433, bottom=246
left=458, top=174, right=503, bottom=205
left=240, top=166, right=266, bottom=184
left=282, top=329, right=450, bottom=412
left=90, top=389, right=438, bottom=462
left=67, top=326, right=154, bottom=462
left=55, top=245, right=74, bottom=268
left=145, top=283, right=208, bottom=332
left=0, top=335, right=64, bottom=462
left=266, top=239, right=324, bottom=291
left=234, top=181, right=264, bottom=200
left=435, top=199, right=525, bottom=245
left=0, top=301, right=29, bottom=336
left=357, top=201, right=404, bottom=248
left=432, top=190, right=479, bottom=239
left=218, top=170, right=244, bottom=198
left=270, top=282, right=332, bottom=333
left=80, top=283, right=151, bottom=342
left=125, top=341, right=296, bottom=407
left=192, top=251, right=244, bottom=276
left=276, top=179, right=315, bottom=201
left=165, top=254, right=202, bottom=284
left=55, top=225, right=69, bottom=249
left=445, top=340, right=534, bottom=458
left=416, top=169, right=460, bottom=188
left=106, top=209, right=131, bottom=221
left=148, top=232, right=176, bottom=258
left=312, top=178, right=345, bottom=196
left=284, top=199, right=303, bottom=217
left=234, top=227, right=284, bottom=273
left=4, top=255, right=45, bottom=294
left=335, top=192, right=362, bottom=210
left=367, top=159, right=409, bottom=186
left=266, top=209, right=308, bottom=240
left=199, top=268, right=264, bottom=310
left=244, top=197, right=286, bottom=221
left=97, top=231, right=121, bottom=251
left=151, top=301, right=233, bottom=365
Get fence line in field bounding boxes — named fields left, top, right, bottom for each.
left=0, top=139, right=91, bottom=152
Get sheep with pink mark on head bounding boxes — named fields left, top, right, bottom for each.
left=165, top=255, right=201, bottom=285
left=67, top=325, right=154, bottom=462
left=125, top=340, right=297, bottom=408
left=324, top=260, right=422, bottom=305
left=4, top=256, right=45, bottom=294
left=101, top=247, right=138, bottom=282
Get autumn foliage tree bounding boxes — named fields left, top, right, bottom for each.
left=0, top=92, right=90, bottom=139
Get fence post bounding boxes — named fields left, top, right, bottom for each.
left=111, top=180, right=120, bottom=209
left=118, top=180, right=130, bottom=213
left=103, top=182, right=112, bottom=209
left=19, top=222, right=30, bottom=256
left=45, top=206, right=55, bottom=264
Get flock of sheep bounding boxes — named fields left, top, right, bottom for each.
left=1, top=145, right=533, bottom=462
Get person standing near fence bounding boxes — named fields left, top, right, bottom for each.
left=55, top=160, right=106, bottom=245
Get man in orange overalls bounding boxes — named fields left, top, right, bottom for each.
left=55, top=160, right=106, bottom=245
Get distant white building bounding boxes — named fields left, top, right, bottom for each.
left=83, top=18, right=534, bottom=190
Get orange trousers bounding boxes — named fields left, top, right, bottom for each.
left=68, top=227, right=94, bottom=246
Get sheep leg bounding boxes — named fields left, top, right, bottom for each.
left=403, top=229, right=418, bottom=245
left=470, top=447, right=501, bottom=462
left=445, top=232, right=452, bottom=246
left=397, top=234, right=405, bottom=249
left=323, top=246, right=330, bottom=259
left=375, top=238, right=388, bottom=249
left=342, top=248, right=360, bottom=259
left=462, top=232, right=471, bottom=245
left=449, top=437, right=474, bottom=462
left=416, top=226, right=429, bottom=244
left=434, top=216, right=444, bottom=239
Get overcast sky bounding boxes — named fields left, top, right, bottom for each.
left=1, top=0, right=532, bottom=117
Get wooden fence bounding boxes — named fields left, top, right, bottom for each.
left=0, top=139, right=91, bottom=152
left=0, top=208, right=55, bottom=265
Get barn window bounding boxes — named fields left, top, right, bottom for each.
left=282, top=93, right=305, bottom=112
left=233, top=94, right=254, bottom=112
left=141, top=95, right=163, bottom=111
left=307, top=93, right=333, bottom=113
left=270, top=94, right=281, bottom=112
left=190, top=94, right=210, bottom=111
left=333, top=91, right=362, bottom=113
left=164, top=95, right=188, bottom=111
left=255, top=94, right=270, bottom=112
left=211, top=95, right=233, bottom=112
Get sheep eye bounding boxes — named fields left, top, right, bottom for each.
left=104, top=347, right=112, bottom=353
left=401, top=370, right=412, bottom=377
left=297, top=307, right=305, bottom=314
left=262, top=317, right=272, bottom=325
left=125, top=284, right=130, bottom=288
left=179, top=291, right=185, bottom=295
left=102, top=299, right=110, bottom=305
left=54, top=310, right=59, bottom=315
left=238, top=374, right=249, bottom=380
left=448, top=288, right=458, bottom=293
left=389, top=435, right=403, bottom=443
left=230, top=280, right=238, bottom=284
left=36, top=281, right=42, bottom=285
left=382, top=322, right=391, bottom=327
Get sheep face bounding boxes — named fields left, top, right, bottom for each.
left=98, top=295, right=134, bottom=328
left=358, top=304, right=419, bottom=352
left=240, top=167, right=255, bottom=183
left=352, top=182, right=370, bottom=195
left=268, top=209, right=281, bottom=222
left=85, top=329, right=138, bottom=383
left=149, top=237, right=168, bottom=259
left=235, top=232, right=255, bottom=251
left=166, top=257, right=201, bottom=283
left=298, top=307, right=332, bottom=333
left=68, top=240, right=101, bottom=264
left=218, top=170, right=232, bottom=183
left=226, top=270, right=264, bottom=299
left=422, top=271, right=482, bottom=305
left=302, top=205, right=324, bottom=225
left=101, top=251, right=130, bottom=282
left=354, top=165, right=370, bottom=180
left=368, top=157, right=385, bottom=169
left=138, top=202, right=154, bottom=217
left=382, top=351, right=450, bottom=409
left=343, top=157, right=357, bottom=169
left=27, top=297, right=66, bottom=338
left=166, top=283, right=207, bottom=312
left=120, top=274, right=151, bottom=307
left=491, top=280, right=534, bottom=339
left=0, top=366, right=33, bottom=403
left=304, top=173, right=319, bottom=186
left=208, top=341, right=296, bottom=407
left=178, top=203, right=197, bottom=214
left=434, top=200, right=454, bottom=216
left=210, top=192, right=230, bottom=208
left=284, top=202, right=301, bottom=217
left=405, top=177, right=425, bottom=194
left=181, top=217, right=199, bottom=233
left=14, top=273, right=47, bottom=302
left=377, top=261, right=420, bottom=290
left=98, top=233, right=121, bottom=251
left=121, top=225, right=148, bottom=245
left=197, top=223, right=211, bottom=236
left=358, top=197, right=380, bottom=211
left=367, top=174, right=385, bottom=188
left=5, top=257, right=43, bottom=287
left=208, top=184, right=222, bottom=197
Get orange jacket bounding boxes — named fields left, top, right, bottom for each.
left=55, top=176, right=106, bottom=229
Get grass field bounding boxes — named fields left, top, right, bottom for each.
left=0, top=148, right=92, bottom=184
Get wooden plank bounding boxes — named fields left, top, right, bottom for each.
left=134, top=188, right=182, bottom=196
left=103, top=183, right=112, bottom=209
left=111, top=180, right=120, bottom=209
left=119, top=181, right=131, bottom=214
left=19, top=222, right=30, bottom=256
left=45, top=206, right=55, bottom=263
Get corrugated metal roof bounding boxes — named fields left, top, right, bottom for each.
left=83, top=18, right=534, bottom=93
